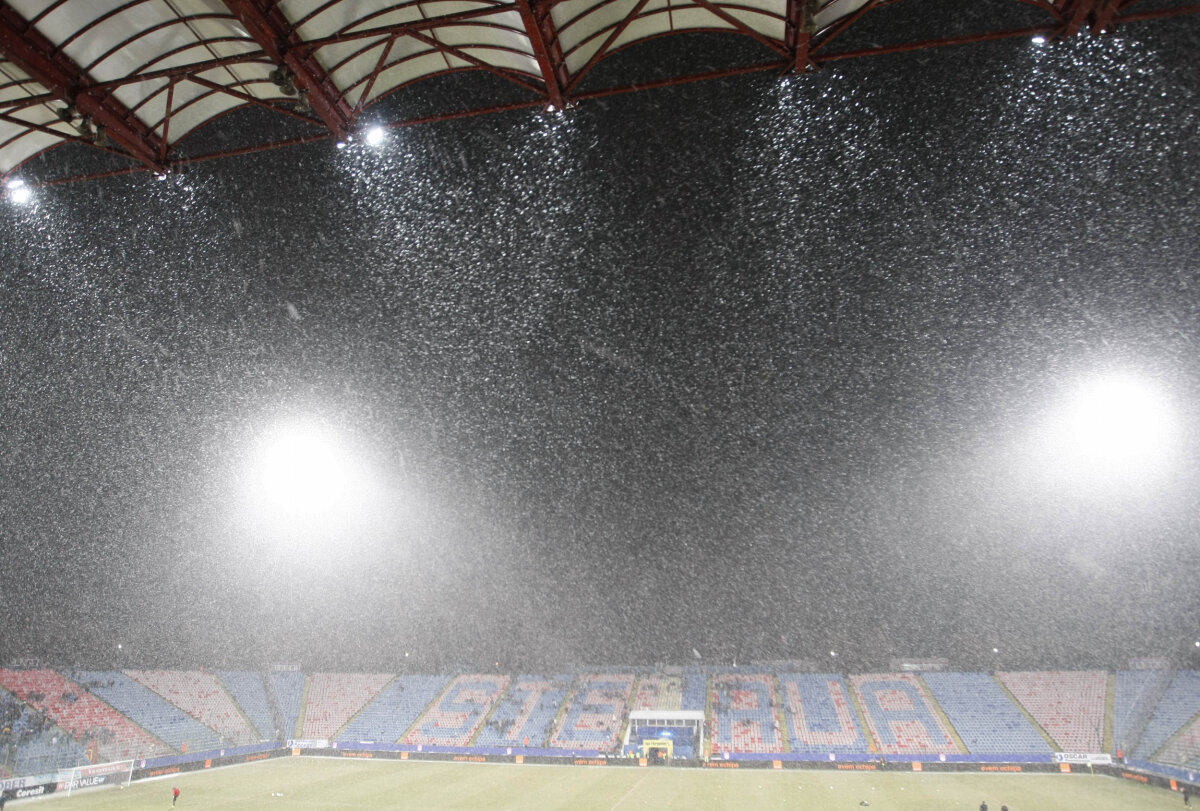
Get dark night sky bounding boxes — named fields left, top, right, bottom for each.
left=2, top=16, right=1199, bottom=673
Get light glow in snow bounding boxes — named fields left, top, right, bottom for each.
left=251, top=420, right=357, bottom=517
left=6, top=177, right=31, bottom=204
left=1063, top=373, right=1174, bottom=466
left=1034, top=371, right=1177, bottom=487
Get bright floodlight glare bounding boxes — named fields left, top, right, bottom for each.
left=255, top=421, right=352, bottom=517
left=365, top=126, right=385, bottom=146
left=6, top=178, right=31, bottom=204
left=1064, top=373, right=1173, bottom=467
left=1032, top=35, right=1047, bottom=44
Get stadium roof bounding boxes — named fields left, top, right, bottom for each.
left=1, top=0, right=1197, bottom=185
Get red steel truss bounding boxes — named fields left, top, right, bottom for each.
left=0, top=0, right=1196, bottom=185
left=0, top=2, right=166, bottom=171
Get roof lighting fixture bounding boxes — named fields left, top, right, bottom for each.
left=269, top=66, right=297, bottom=96
left=365, top=126, right=385, bottom=146
left=1032, top=35, right=1047, bottom=45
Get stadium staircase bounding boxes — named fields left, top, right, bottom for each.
left=1153, top=709, right=1200, bottom=766
left=465, top=678, right=507, bottom=747
left=331, top=675, right=398, bottom=741
left=771, top=674, right=792, bottom=754
left=546, top=677, right=578, bottom=746
left=1103, top=672, right=1116, bottom=753
left=993, top=674, right=1062, bottom=751
left=265, top=675, right=285, bottom=740
left=916, top=674, right=969, bottom=754
left=1136, top=672, right=1200, bottom=761
left=218, top=671, right=276, bottom=741
left=618, top=675, right=640, bottom=749
left=1121, top=670, right=1175, bottom=756
left=301, top=674, right=394, bottom=740
left=128, top=670, right=259, bottom=747
left=293, top=675, right=311, bottom=739
left=400, top=677, right=457, bottom=744
left=844, top=678, right=879, bottom=754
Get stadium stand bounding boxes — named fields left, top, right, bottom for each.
left=73, top=670, right=223, bottom=754
left=128, top=670, right=259, bottom=746
left=632, top=674, right=684, bottom=711
left=550, top=673, right=634, bottom=752
left=268, top=670, right=307, bottom=739
left=710, top=672, right=784, bottom=754
left=6, top=665, right=1200, bottom=778
left=922, top=672, right=1052, bottom=755
left=300, top=673, right=394, bottom=740
left=849, top=673, right=961, bottom=755
left=218, top=671, right=277, bottom=740
left=682, top=666, right=707, bottom=711
left=1134, top=671, right=1200, bottom=760
left=1113, top=669, right=1171, bottom=756
left=1, top=686, right=88, bottom=775
left=0, top=669, right=171, bottom=761
left=474, top=675, right=571, bottom=748
left=1156, top=713, right=1200, bottom=767
left=779, top=673, right=868, bottom=754
left=997, top=671, right=1106, bottom=753
left=335, top=675, right=450, bottom=744
left=404, top=674, right=510, bottom=746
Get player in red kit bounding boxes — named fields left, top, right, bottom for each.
left=172, top=786, right=180, bottom=805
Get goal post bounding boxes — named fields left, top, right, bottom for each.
left=60, top=759, right=134, bottom=797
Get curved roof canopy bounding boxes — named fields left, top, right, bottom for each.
left=1, top=0, right=1197, bottom=183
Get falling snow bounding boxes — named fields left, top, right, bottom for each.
left=1, top=23, right=1199, bottom=672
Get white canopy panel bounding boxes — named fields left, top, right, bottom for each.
left=0, top=0, right=1191, bottom=180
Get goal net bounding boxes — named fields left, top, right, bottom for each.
left=58, top=759, right=134, bottom=797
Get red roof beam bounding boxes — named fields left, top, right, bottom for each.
left=0, top=2, right=164, bottom=169
left=221, top=0, right=354, bottom=139
left=516, top=0, right=569, bottom=109
left=785, top=0, right=821, bottom=71
left=565, top=0, right=656, bottom=93
left=404, top=29, right=545, bottom=96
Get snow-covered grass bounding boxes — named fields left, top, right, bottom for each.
left=29, top=756, right=1184, bottom=809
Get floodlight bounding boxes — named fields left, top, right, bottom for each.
left=365, top=126, right=385, bottom=146
left=1036, top=370, right=1177, bottom=486
left=6, top=178, right=31, bottom=205
left=1032, top=35, right=1046, bottom=44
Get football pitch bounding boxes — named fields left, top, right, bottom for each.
left=29, top=757, right=1187, bottom=810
